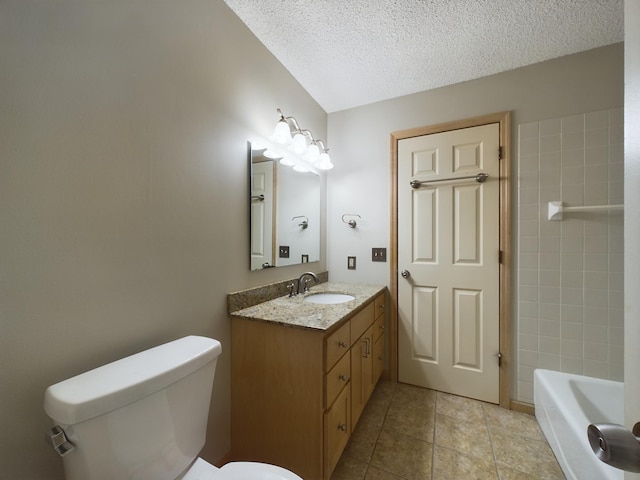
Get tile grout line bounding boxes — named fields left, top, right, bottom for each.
left=482, top=403, right=502, bottom=480
left=430, top=392, right=438, bottom=480
left=362, top=382, right=398, bottom=479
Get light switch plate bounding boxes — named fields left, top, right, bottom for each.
left=279, top=246, right=290, bottom=258
left=347, top=256, right=356, bottom=270
left=372, top=248, right=387, bottom=262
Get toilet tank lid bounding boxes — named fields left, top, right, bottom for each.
left=44, top=336, right=222, bottom=425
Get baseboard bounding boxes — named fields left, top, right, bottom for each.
left=510, top=399, right=534, bottom=415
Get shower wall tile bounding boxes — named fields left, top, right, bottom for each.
left=516, top=108, right=624, bottom=403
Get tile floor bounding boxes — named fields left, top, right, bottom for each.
left=331, top=381, right=565, bottom=480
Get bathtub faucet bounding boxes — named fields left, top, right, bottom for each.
left=588, top=421, right=640, bottom=473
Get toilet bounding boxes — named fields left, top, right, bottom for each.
left=43, top=336, right=302, bottom=480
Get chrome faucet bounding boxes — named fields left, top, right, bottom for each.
left=297, top=271, right=319, bottom=295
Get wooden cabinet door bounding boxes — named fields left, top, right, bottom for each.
left=324, top=384, right=350, bottom=478
left=373, top=332, right=384, bottom=385
left=351, top=324, right=374, bottom=428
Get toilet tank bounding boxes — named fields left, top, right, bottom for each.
left=44, top=336, right=222, bottom=480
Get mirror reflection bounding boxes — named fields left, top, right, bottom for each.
left=249, top=142, right=320, bottom=270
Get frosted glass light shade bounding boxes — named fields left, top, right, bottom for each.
left=305, top=143, right=320, bottom=164
left=279, top=156, right=295, bottom=166
left=316, top=152, right=333, bottom=170
left=271, top=120, right=292, bottom=145
left=290, top=133, right=307, bottom=154
left=263, top=149, right=282, bottom=159
left=293, top=163, right=309, bottom=172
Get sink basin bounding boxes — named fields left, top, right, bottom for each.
left=304, top=293, right=355, bottom=305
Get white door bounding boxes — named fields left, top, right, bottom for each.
left=250, top=161, right=274, bottom=270
left=397, top=123, right=500, bottom=403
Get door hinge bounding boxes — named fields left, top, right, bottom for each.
left=498, top=146, right=503, bottom=160
left=499, top=250, right=503, bottom=263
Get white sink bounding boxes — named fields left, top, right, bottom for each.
left=304, top=293, right=355, bottom=305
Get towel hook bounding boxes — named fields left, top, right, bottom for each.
left=342, top=214, right=361, bottom=228
left=292, top=215, right=309, bottom=229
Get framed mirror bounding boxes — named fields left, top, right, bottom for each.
left=249, top=142, right=320, bottom=270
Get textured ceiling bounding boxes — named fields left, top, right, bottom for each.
left=224, top=0, right=623, bottom=113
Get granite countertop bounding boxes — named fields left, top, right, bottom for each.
left=230, top=282, right=385, bottom=331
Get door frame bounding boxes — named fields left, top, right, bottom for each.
left=389, top=111, right=512, bottom=408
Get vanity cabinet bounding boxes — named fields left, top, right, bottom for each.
left=230, top=291, right=385, bottom=480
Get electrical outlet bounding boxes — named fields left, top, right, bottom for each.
left=347, top=256, right=356, bottom=270
left=372, top=247, right=387, bottom=262
left=301, top=254, right=309, bottom=263
left=279, top=246, right=290, bottom=258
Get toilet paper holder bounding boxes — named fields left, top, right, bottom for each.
left=588, top=422, right=640, bottom=473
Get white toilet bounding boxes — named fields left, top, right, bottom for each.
left=43, top=336, right=302, bottom=480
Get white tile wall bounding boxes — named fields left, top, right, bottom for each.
left=516, top=108, right=624, bottom=403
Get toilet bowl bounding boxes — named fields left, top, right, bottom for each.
left=43, top=336, right=302, bottom=480
left=182, top=458, right=302, bottom=479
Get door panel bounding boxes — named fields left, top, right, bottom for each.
left=250, top=162, right=274, bottom=270
left=398, top=123, right=500, bottom=403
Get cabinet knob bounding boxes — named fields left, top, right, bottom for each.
left=338, top=424, right=347, bottom=432
left=338, top=341, right=348, bottom=348
left=339, top=374, right=349, bottom=382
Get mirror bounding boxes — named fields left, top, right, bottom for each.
left=249, top=142, right=320, bottom=270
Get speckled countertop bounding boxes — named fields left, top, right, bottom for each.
left=230, top=282, right=385, bottom=331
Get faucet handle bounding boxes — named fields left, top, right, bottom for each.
left=287, top=282, right=297, bottom=297
left=303, top=278, right=312, bottom=292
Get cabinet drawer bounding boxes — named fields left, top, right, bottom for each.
left=374, top=293, right=385, bottom=319
left=325, top=351, right=350, bottom=408
left=350, top=302, right=374, bottom=344
left=324, top=384, right=350, bottom=478
left=325, top=320, right=351, bottom=371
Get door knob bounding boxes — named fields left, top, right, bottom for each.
left=401, top=270, right=411, bottom=279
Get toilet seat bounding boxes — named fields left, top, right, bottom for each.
left=181, top=458, right=303, bottom=480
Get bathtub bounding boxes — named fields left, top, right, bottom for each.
left=534, top=369, right=624, bottom=480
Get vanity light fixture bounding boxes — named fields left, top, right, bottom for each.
left=270, top=108, right=333, bottom=170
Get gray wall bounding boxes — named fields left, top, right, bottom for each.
left=0, top=1, right=326, bottom=478
left=327, top=44, right=624, bottom=401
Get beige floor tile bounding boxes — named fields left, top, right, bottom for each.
left=331, top=454, right=368, bottom=480
left=436, top=391, right=487, bottom=423
left=490, top=429, right=565, bottom=479
left=434, top=412, right=493, bottom=460
left=370, top=427, right=433, bottom=480
left=338, top=383, right=565, bottom=480
left=364, top=465, right=406, bottom=480
left=344, top=417, right=381, bottom=463
left=393, top=383, right=436, bottom=410
left=496, top=464, right=562, bottom=480
left=359, top=381, right=395, bottom=428
left=483, top=403, right=545, bottom=441
left=432, top=445, right=499, bottom=480
left=383, top=396, right=435, bottom=442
